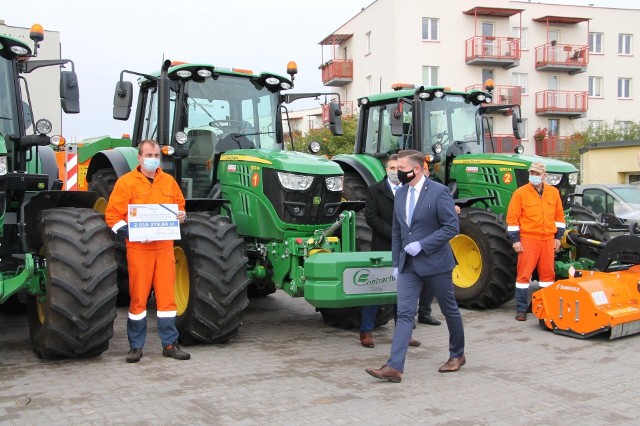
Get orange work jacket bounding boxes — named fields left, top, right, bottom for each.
left=506, top=183, right=565, bottom=242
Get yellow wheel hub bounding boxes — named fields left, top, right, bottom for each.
left=37, top=300, right=46, bottom=325
left=93, top=197, right=108, bottom=213
left=450, top=234, right=482, bottom=289
left=174, top=247, right=190, bottom=316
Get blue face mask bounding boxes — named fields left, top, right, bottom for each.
left=142, top=157, right=160, bottom=172
left=529, top=175, right=543, bottom=186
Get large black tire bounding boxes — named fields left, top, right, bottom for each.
left=175, top=213, right=250, bottom=344
left=342, top=172, right=372, bottom=251
left=88, top=167, right=130, bottom=306
left=27, top=208, right=117, bottom=359
left=317, top=304, right=396, bottom=330
left=451, top=208, right=516, bottom=309
left=568, top=204, right=607, bottom=261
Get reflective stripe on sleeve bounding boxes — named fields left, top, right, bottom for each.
left=555, top=222, right=566, bottom=228
left=507, top=225, right=520, bottom=232
left=112, top=220, right=127, bottom=233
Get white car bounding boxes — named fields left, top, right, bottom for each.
left=572, top=183, right=640, bottom=221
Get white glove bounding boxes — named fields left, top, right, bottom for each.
left=404, top=241, right=422, bottom=256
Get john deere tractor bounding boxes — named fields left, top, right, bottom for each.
left=80, top=59, right=396, bottom=343
left=332, top=84, right=578, bottom=309
left=0, top=26, right=117, bottom=358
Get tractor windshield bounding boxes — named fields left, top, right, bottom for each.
left=417, top=95, right=482, bottom=154
left=183, top=74, right=280, bottom=150
left=0, top=57, right=19, bottom=139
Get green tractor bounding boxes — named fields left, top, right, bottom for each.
left=0, top=26, right=117, bottom=358
left=83, top=59, right=396, bottom=342
left=332, top=84, right=578, bottom=309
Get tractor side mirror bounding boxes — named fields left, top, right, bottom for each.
left=328, top=102, right=343, bottom=136
left=512, top=109, right=524, bottom=140
left=113, top=81, right=133, bottom=120
left=60, top=70, right=80, bottom=114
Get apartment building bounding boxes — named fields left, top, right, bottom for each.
left=318, top=0, right=640, bottom=156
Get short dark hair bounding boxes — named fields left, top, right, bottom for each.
left=384, top=154, right=399, bottom=166
left=398, top=149, right=424, bottom=168
left=138, top=139, right=160, bottom=155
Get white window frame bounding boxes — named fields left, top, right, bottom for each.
left=618, top=34, right=632, bottom=55
left=588, top=76, right=603, bottom=98
left=366, top=75, right=372, bottom=95
left=422, top=66, right=439, bottom=87
left=365, top=31, right=371, bottom=55
left=618, top=78, right=631, bottom=99
left=589, top=32, right=603, bottom=54
left=422, top=17, right=439, bottom=41
left=512, top=27, right=528, bottom=50
left=512, top=73, right=528, bottom=95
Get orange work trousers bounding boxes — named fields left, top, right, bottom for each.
left=127, top=244, right=177, bottom=317
left=516, top=237, right=556, bottom=288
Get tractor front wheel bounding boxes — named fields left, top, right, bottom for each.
left=175, top=213, right=250, bottom=344
left=451, top=208, right=516, bottom=309
left=341, top=172, right=372, bottom=251
left=27, top=208, right=117, bottom=359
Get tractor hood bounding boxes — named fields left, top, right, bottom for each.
left=219, top=149, right=343, bottom=175
left=453, top=153, right=578, bottom=173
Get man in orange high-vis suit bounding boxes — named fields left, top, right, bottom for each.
left=105, top=139, right=190, bottom=363
left=506, top=161, right=565, bottom=322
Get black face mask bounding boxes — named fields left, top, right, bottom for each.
left=397, top=168, right=415, bottom=184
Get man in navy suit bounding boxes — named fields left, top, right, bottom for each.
left=365, top=150, right=465, bottom=383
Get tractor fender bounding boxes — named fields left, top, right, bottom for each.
left=37, top=146, right=61, bottom=190
left=86, top=147, right=137, bottom=183
left=21, top=190, right=101, bottom=253
left=332, top=156, right=378, bottom=186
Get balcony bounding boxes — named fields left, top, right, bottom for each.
left=535, top=90, right=588, bottom=118
left=535, top=136, right=571, bottom=158
left=320, top=59, right=353, bottom=87
left=466, top=84, right=522, bottom=107
left=535, top=43, right=588, bottom=75
left=485, top=134, right=520, bottom=153
left=465, top=36, right=520, bottom=69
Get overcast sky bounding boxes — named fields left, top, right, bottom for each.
left=1, top=0, right=637, bottom=140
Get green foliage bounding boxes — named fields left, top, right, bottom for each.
left=567, top=121, right=640, bottom=166
left=291, top=114, right=358, bottom=157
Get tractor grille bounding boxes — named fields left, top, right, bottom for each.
left=479, top=167, right=500, bottom=185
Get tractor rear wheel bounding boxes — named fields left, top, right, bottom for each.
left=317, top=304, right=395, bottom=330
left=175, top=213, right=250, bottom=344
left=451, top=208, right=516, bottom=309
left=27, top=208, right=117, bottom=359
left=341, top=172, right=372, bottom=252
left=88, top=167, right=130, bottom=306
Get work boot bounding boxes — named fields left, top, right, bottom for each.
left=162, top=342, right=191, bottom=360
left=515, top=311, right=527, bottom=321
left=126, top=348, right=143, bottom=363
left=359, top=332, right=375, bottom=348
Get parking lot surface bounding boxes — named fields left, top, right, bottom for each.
left=1, top=291, right=639, bottom=425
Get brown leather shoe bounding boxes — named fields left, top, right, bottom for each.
left=365, top=365, right=402, bottom=383
left=360, top=332, right=374, bottom=348
left=438, top=355, right=466, bottom=373
left=409, top=338, right=421, bottom=347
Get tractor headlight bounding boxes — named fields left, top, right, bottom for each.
left=176, top=70, right=192, bottom=78
left=11, top=45, right=29, bottom=55
left=35, top=119, right=52, bottom=135
left=175, top=131, right=188, bottom=145
left=0, top=156, right=7, bottom=175
left=544, top=173, right=563, bottom=186
left=568, top=172, right=578, bottom=185
left=277, top=172, right=314, bottom=191
left=325, top=176, right=343, bottom=191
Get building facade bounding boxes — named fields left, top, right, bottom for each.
left=1, top=19, right=63, bottom=134
left=318, top=0, right=640, bottom=156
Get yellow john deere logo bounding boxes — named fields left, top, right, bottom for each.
left=313, top=196, right=321, bottom=205
left=38, top=183, right=45, bottom=189
left=353, top=269, right=371, bottom=286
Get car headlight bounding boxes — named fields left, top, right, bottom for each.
left=325, top=176, right=343, bottom=191
left=0, top=156, right=7, bottom=175
left=277, top=172, right=314, bottom=191
left=544, top=173, right=563, bottom=186
left=568, top=172, right=578, bottom=186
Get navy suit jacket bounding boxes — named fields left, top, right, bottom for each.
left=392, top=177, right=459, bottom=276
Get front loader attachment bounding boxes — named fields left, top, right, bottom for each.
left=532, top=265, right=640, bottom=339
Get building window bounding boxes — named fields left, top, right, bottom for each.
left=422, top=18, right=439, bottom=41
left=588, top=76, right=603, bottom=97
left=521, top=118, right=528, bottom=140
left=618, top=34, right=632, bottom=55
left=512, top=73, right=528, bottom=95
left=548, top=119, right=559, bottom=137
left=618, top=78, right=631, bottom=98
left=512, top=27, right=528, bottom=50
left=422, top=66, right=439, bottom=86
left=589, top=32, right=603, bottom=54
left=615, top=120, right=632, bottom=134
left=365, top=31, right=371, bottom=55
left=588, top=120, right=604, bottom=129
left=366, top=75, right=372, bottom=95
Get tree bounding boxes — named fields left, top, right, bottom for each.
left=291, top=114, right=358, bottom=157
left=567, top=121, right=640, bottom=166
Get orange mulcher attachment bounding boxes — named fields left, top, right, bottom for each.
left=532, top=235, right=640, bottom=339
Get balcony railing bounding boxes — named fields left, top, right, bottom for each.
left=535, top=90, right=588, bottom=118
left=320, top=59, right=353, bottom=87
left=535, top=43, right=588, bottom=74
left=484, top=134, right=520, bottom=153
left=465, top=36, right=520, bottom=69
left=466, top=84, right=522, bottom=106
left=535, top=136, right=572, bottom=158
